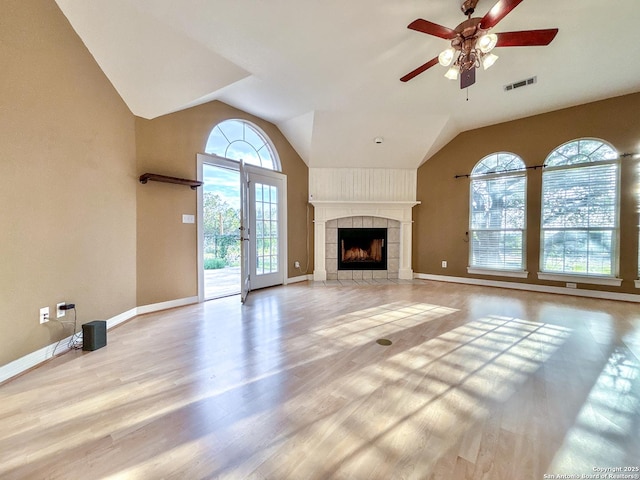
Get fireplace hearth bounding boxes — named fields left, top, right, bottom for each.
left=338, top=228, right=387, bottom=270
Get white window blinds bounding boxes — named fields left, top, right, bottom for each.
left=540, top=139, right=619, bottom=276
left=469, top=153, right=526, bottom=271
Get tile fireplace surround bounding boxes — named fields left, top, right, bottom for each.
left=310, top=201, right=419, bottom=282
left=327, top=217, right=397, bottom=280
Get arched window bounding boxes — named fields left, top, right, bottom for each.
left=540, top=138, right=619, bottom=280
left=205, top=119, right=280, bottom=170
left=469, top=152, right=527, bottom=274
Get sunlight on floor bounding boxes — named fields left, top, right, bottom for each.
left=313, top=301, right=459, bottom=346
left=95, top=304, right=575, bottom=478
left=548, top=346, right=640, bottom=473
left=103, top=435, right=217, bottom=480
left=184, top=301, right=461, bottom=401
left=0, top=378, right=220, bottom=474
left=248, top=313, right=573, bottom=477
left=6, top=291, right=628, bottom=479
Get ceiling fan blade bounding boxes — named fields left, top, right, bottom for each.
left=408, top=19, right=457, bottom=40
left=400, top=57, right=439, bottom=82
left=496, top=29, right=559, bottom=47
left=480, top=0, right=525, bottom=29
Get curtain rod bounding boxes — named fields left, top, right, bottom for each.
left=454, top=164, right=544, bottom=179
left=455, top=153, right=638, bottom=179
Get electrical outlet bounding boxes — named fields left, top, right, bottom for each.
left=441, top=260, right=447, bottom=268
left=57, top=302, right=66, bottom=318
left=294, top=261, right=300, bottom=269
left=566, top=282, right=577, bottom=289
left=39, top=307, right=50, bottom=324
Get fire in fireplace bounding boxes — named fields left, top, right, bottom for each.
left=338, top=228, right=387, bottom=270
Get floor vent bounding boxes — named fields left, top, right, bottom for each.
left=504, top=76, right=537, bottom=92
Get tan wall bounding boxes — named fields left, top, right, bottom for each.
left=414, top=92, right=640, bottom=294
left=0, top=0, right=137, bottom=366
left=135, top=101, right=311, bottom=306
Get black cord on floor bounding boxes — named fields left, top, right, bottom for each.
left=67, top=307, right=83, bottom=350
left=52, top=306, right=81, bottom=356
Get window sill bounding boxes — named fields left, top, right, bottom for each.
left=537, top=272, right=622, bottom=287
left=467, top=268, right=529, bottom=278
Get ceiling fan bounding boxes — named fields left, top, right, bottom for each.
left=400, top=0, right=558, bottom=88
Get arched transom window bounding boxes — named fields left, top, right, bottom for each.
left=205, top=119, right=280, bottom=171
left=469, top=152, right=527, bottom=273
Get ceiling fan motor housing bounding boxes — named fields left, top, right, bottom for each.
left=460, top=0, right=479, bottom=16
left=452, top=18, right=485, bottom=66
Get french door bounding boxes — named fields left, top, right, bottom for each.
left=197, top=154, right=286, bottom=303
left=245, top=165, right=286, bottom=292
left=240, top=161, right=250, bottom=303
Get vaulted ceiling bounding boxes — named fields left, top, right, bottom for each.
left=55, top=0, right=640, bottom=168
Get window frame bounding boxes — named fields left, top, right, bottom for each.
left=467, top=152, right=528, bottom=278
left=538, top=138, right=621, bottom=286
left=204, top=119, right=281, bottom=171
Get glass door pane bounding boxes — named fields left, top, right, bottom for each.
left=247, top=167, right=286, bottom=290
left=202, top=162, right=241, bottom=300
left=240, top=161, right=250, bottom=303
left=254, top=182, right=279, bottom=276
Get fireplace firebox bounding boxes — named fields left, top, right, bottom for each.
left=338, top=228, right=387, bottom=270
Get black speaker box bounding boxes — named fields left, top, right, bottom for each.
left=82, top=320, right=107, bottom=351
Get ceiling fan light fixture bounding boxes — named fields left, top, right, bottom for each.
left=444, top=65, right=460, bottom=80
left=401, top=1, right=559, bottom=87
left=482, top=52, right=499, bottom=70
left=438, top=48, right=456, bottom=67
left=478, top=33, right=498, bottom=53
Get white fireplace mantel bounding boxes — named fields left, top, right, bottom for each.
left=311, top=200, right=420, bottom=281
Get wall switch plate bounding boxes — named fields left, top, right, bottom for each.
left=441, top=260, right=447, bottom=268
left=182, top=214, right=195, bottom=224
left=294, top=261, right=300, bottom=268
left=57, top=302, right=66, bottom=318
left=39, top=307, right=50, bottom=324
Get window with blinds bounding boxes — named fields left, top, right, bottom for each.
left=540, top=138, right=619, bottom=276
left=469, top=153, right=526, bottom=271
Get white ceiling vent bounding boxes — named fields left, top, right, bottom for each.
left=504, top=76, right=537, bottom=92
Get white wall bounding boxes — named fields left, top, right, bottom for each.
left=309, top=168, right=417, bottom=202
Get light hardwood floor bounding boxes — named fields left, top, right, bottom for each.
left=1, top=280, right=639, bottom=479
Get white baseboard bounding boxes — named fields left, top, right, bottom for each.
left=414, top=273, right=640, bottom=303
left=0, top=334, right=75, bottom=384
left=287, top=274, right=312, bottom=284
left=136, top=296, right=199, bottom=315
left=106, top=307, right=138, bottom=329
left=1, top=296, right=199, bottom=385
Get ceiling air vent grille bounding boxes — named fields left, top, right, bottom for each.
left=504, top=76, right=537, bottom=92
